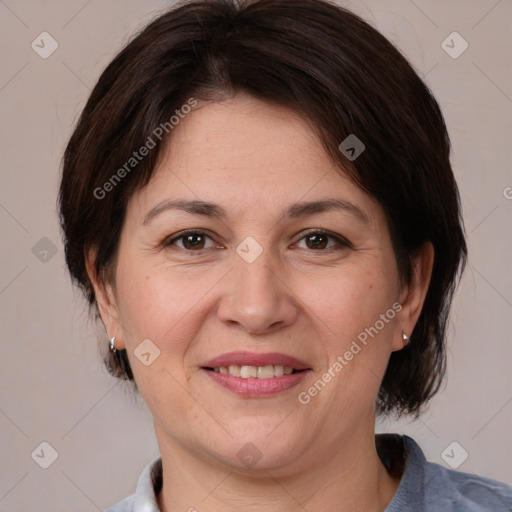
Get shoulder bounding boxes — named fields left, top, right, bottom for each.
left=383, top=434, right=512, bottom=512
left=422, top=457, right=512, bottom=511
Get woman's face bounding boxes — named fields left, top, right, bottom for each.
left=97, top=94, right=416, bottom=473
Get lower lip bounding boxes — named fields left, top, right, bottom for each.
left=202, top=368, right=310, bottom=397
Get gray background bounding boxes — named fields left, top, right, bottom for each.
left=0, top=0, right=511, bottom=510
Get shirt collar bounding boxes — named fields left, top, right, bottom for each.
left=133, top=456, right=162, bottom=512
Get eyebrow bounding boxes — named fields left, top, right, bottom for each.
left=142, top=197, right=369, bottom=225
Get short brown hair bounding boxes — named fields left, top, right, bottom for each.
left=58, top=0, right=467, bottom=417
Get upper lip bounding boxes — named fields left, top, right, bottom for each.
left=202, top=351, right=311, bottom=370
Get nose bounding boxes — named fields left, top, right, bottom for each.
left=216, top=249, right=299, bottom=335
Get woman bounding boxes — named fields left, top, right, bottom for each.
left=58, top=0, right=512, bottom=510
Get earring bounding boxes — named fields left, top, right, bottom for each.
left=402, top=332, right=410, bottom=347
left=109, top=336, right=117, bottom=353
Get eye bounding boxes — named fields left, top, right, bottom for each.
left=164, top=228, right=352, bottom=253
left=295, top=229, right=352, bottom=251
left=165, top=230, right=218, bottom=251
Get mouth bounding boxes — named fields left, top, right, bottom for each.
left=200, top=352, right=312, bottom=397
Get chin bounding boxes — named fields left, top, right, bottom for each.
left=208, top=425, right=305, bottom=472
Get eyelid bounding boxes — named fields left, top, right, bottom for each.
left=294, top=228, right=353, bottom=250
left=164, top=229, right=219, bottom=249
left=164, top=228, right=352, bottom=252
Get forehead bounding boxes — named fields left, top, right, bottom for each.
left=162, top=94, right=332, bottom=184
left=126, top=94, right=382, bottom=226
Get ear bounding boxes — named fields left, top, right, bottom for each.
left=84, top=247, right=126, bottom=350
left=392, top=241, right=434, bottom=351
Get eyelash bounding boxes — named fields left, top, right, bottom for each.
left=163, top=228, right=352, bottom=253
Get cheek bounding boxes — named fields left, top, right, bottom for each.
left=300, top=260, right=398, bottom=404
left=115, top=258, right=213, bottom=343
left=113, top=262, right=206, bottom=416
left=302, top=260, right=397, bottom=341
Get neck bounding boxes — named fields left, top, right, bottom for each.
left=154, top=419, right=401, bottom=512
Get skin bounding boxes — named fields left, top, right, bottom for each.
left=87, top=93, right=434, bottom=512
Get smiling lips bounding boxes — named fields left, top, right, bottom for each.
left=201, top=351, right=311, bottom=397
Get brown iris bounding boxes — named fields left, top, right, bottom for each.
left=305, top=234, right=328, bottom=250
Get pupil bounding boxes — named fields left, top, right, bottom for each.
left=308, top=234, right=327, bottom=249
left=186, top=234, right=203, bottom=249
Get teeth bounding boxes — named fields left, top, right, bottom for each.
left=213, top=365, right=297, bottom=378
left=257, top=365, right=274, bottom=378
left=240, top=365, right=257, bottom=378
left=228, top=365, right=241, bottom=377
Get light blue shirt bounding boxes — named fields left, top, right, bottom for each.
left=107, top=434, right=512, bottom=511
